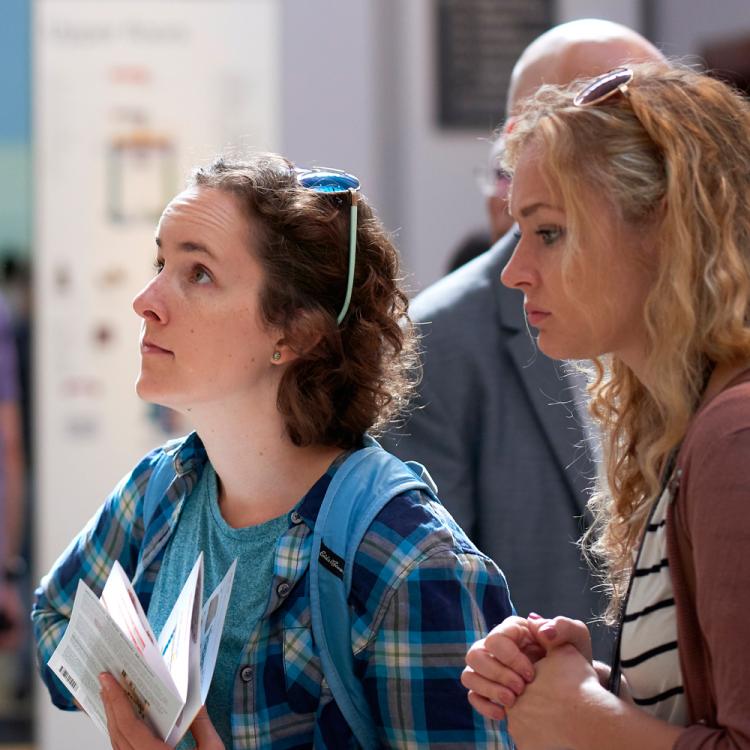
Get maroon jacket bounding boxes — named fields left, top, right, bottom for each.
left=670, top=371, right=750, bottom=749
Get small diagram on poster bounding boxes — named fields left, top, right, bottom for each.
left=107, top=107, right=177, bottom=224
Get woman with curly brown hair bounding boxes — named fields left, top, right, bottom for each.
left=462, top=63, right=750, bottom=748
left=33, top=153, right=513, bottom=749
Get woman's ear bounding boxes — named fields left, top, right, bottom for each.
left=270, top=309, right=326, bottom=365
left=270, top=338, right=298, bottom=365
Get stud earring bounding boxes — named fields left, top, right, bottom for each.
left=272, top=351, right=282, bottom=362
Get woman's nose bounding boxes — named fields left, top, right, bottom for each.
left=132, top=274, right=166, bottom=323
left=500, top=231, right=535, bottom=290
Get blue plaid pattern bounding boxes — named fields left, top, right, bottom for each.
left=33, top=433, right=513, bottom=748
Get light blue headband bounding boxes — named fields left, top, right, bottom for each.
left=295, top=167, right=361, bottom=325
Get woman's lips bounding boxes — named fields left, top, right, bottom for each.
left=525, top=308, right=551, bottom=327
left=141, top=339, right=172, bottom=355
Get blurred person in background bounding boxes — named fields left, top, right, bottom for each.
left=482, top=135, right=515, bottom=245
left=0, top=289, right=25, bottom=651
left=445, top=137, right=513, bottom=274
left=383, top=19, right=665, bottom=660
left=0, top=258, right=34, bottom=729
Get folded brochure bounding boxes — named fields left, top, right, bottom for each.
left=48, top=553, right=236, bottom=746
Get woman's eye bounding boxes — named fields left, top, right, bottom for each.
left=190, top=265, right=212, bottom=284
left=153, top=259, right=164, bottom=274
left=535, top=225, right=565, bottom=246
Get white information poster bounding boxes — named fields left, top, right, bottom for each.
left=34, top=2, right=278, bottom=748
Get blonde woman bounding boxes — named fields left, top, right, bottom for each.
left=462, top=63, right=750, bottom=748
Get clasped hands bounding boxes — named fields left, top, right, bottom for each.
left=462, top=613, right=604, bottom=750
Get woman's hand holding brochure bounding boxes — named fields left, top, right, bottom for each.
left=99, top=673, right=224, bottom=750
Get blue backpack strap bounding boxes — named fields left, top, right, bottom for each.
left=309, top=436, right=435, bottom=749
left=133, top=448, right=179, bottom=588
left=143, top=450, right=178, bottom=530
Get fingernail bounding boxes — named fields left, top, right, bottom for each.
left=539, top=624, right=558, bottom=640
left=528, top=612, right=543, bottom=620
left=98, top=674, right=110, bottom=694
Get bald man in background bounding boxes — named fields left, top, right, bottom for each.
left=383, top=19, right=664, bottom=659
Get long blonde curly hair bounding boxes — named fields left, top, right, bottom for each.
left=503, top=62, right=750, bottom=619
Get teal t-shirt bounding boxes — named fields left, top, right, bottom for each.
left=147, top=462, right=289, bottom=749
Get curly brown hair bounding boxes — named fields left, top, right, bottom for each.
left=191, top=153, right=418, bottom=449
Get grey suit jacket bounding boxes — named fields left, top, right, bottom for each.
left=383, top=230, right=611, bottom=658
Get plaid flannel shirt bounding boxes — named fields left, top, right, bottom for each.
left=33, top=433, right=513, bottom=748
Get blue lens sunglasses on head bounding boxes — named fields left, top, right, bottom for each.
left=295, top=167, right=360, bottom=325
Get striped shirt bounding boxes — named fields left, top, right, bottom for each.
left=33, top=432, right=513, bottom=748
left=620, top=473, right=688, bottom=725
